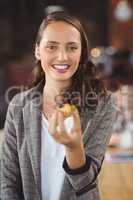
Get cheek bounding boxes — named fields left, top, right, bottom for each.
left=72, top=52, right=81, bottom=64
left=40, top=51, right=52, bottom=66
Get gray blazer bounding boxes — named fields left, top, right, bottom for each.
left=0, top=80, right=116, bottom=200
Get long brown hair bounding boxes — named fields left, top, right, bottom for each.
left=30, top=11, right=107, bottom=112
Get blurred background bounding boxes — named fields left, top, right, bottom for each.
left=0, top=0, right=133, bottom=199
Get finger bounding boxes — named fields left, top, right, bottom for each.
left=57, top=111, right=66, bottom=135
left=71, top=109, right=81, bottom=131
left=48, top=110, right=58, bottom=135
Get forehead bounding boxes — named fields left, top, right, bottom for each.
left=41, top=21, right=81, bottom=44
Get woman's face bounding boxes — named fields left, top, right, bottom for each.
left=35, top=21, right=81, bottom=84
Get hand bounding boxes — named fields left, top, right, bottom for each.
left=48, top=108, right=86, bottom=169
left=48, top=108, right=83, bottom=149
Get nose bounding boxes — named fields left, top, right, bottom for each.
left=57, top=48, right=68, bottom=61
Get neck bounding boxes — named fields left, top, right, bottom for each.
left=43, top=79, right=71, bottom=103
left=42, top=78, right=71, bottom=119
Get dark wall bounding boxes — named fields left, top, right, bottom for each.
left=66, top=0, right=109, bottom=47
left=0, top=0, right=43, bottom=64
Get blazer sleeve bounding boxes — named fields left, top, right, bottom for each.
left=0, top=97, right=24, bottom=200
left=63, top=93, right=117, bottom=198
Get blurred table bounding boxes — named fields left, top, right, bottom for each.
left=99, top=147, right=133, bottom=200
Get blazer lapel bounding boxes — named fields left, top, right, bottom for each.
left=23, top=96, right=42, bottom=196
left=80, top=109, right=93, bottom=146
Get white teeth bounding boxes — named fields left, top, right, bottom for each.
left=53, top=65, right=69, bottom=70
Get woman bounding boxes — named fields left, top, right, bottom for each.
left=1, top=11, right=116, bottom=200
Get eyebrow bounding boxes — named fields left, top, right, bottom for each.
left=46, top=41, right=80, bottom=45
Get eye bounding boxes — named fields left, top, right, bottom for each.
left=46, top=45, right=57, bottom=51
left=69, top=46, right=78, bottom=51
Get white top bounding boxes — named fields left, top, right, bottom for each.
left=41, top=114, right=73, bottom=200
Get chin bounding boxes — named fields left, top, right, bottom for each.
left=51, top=74, right=72, bottom=81
left=53, top=77, right=71, bottom=82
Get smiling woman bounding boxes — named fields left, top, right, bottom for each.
left=35, top=20, right=81, bottom=83
left=1, top=11, right=117, bottom=200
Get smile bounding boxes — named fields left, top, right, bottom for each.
left=52, top=64, right=70, bottom=70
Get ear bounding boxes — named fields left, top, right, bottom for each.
left=35, top=44, right=41, bottom=60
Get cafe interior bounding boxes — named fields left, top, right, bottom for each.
left=0, top=0, right=133, bottom=200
